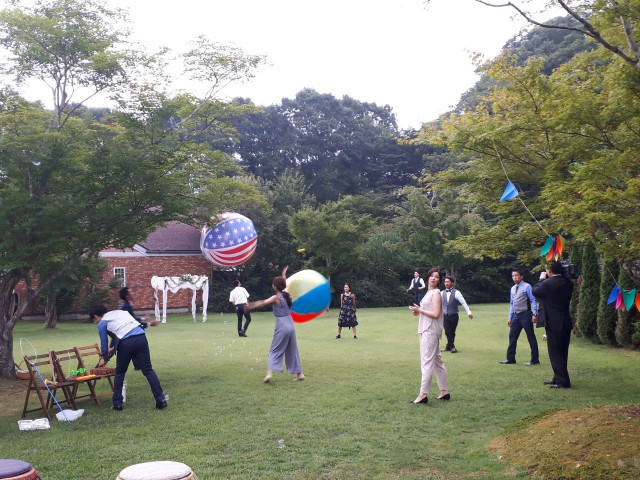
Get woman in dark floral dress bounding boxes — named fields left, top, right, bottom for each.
left=336, top=284, right=358, bottom=339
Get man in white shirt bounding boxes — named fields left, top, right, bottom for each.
left=229, top=280, right=251, bottom=337
left=441, top=276, right=473, bottom=353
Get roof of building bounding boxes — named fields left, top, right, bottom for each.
left=136, top=222, right=202, bottom=254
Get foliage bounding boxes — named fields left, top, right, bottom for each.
left=289, top=196, right=376, bottom=282
left=0, top=0, right=131, bottom=131
left=596, top=254, right=619, bottom=345
left=568, top=247, right=582, bottom=328
left=222, top=89, right=432, bottom=203
left=0, top=0, right=264, bottom=377
left=577, top=242, right=600, bottom=340
left=454, top=15, right=596, bottom=114
left=418, top=35, right=640, bottom=285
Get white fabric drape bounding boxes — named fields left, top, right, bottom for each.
left=150, top=276, right=209, bottom=323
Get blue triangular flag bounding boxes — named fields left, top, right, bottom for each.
left=499, top=181, right=518, bottom=201
left=607, top=285, right=620, bottom=304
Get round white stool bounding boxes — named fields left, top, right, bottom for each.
left=116, top=461, right=197, bottom=480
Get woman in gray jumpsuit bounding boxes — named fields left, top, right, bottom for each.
left=247, top=269, right=305, bottom=383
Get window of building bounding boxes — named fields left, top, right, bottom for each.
left=114, top=267, right=126, bottom=287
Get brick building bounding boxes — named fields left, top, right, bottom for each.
left=99, top=222, right=213, bottom=313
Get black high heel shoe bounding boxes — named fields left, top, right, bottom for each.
left=437, top=393, right=451, bottom=400
left=412, top=396, right=428, bottom=404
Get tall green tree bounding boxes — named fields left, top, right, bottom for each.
left=0, top=0, right=263, bottom=377
left=223, top=89, right=430, bottom=203
left=289, top=196, right=376, bottom=282
left=577, top=242, right=600, bottom=341
left=568, top=246, right=582, bottom=331
left=596, top=255, right=620, bottom=345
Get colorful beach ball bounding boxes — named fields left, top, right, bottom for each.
left=200, top=213, right=257, bottom=268
left=286, top=270, right=331, bottom=323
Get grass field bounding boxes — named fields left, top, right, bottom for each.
left=2, top=304, right=639, bottom=479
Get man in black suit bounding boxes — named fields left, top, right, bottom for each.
left=532, top=261, right=574, bottom=389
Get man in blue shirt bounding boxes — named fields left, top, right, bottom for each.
left=89, top=305, right=167, bottom=410
left=499, top=269, right=540, bottom=365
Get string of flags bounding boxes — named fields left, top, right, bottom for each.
left=499, top=181, right=564, bottom=260
left=607, top=285, right=640, bottom=312
left=499, top=177, right=635, bottom=312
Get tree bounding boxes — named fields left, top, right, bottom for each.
left=568, top=246, right=582, bottom=331
left=39, top=256, right=111, bottom=329
left=596, top=254, right=620, bottom=345
left=470, top=0, right=640, bottom=74
left=454, top=15, right=595, bottom=114
left=223, top=89, right=430, bottom=203
left=577, top=242, right=600, bottom=341
left=289, top=196, right=375, bottom=282
left=0, top=0, right=131, bottom=132
left=0, top=0, right=263, bottom=378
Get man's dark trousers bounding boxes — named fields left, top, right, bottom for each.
left=443, top=313, right=459, bottom=351
left=236, top=303, right=251, bottom=333
left=546, top=327, right=571, bottom=387
left=506, top=310, right=539, bottom=363
left=113, top=333, right=164, bottom=407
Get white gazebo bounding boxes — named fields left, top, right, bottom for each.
left=151, top=275, right=209, bottom=323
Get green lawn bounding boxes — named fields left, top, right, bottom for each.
left=2, top=304, right=639, bottom=479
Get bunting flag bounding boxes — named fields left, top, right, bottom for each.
left=499, top=181, right=519, bottom=201
left=607, top=285, right=620, bottom=304
left=540, top=236, right=563, bottom=261
left=622, top=289, right=637, bottom=311
left=607, top=285, right=640, bottom=311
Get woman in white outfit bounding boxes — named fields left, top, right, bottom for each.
left=409, top=268, right=450, bottom=404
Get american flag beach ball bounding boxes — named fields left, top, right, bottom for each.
left=200, top=213, right=258, bottom=267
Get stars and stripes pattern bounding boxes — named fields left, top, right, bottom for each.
left=200, top=213, right=258, bottom=267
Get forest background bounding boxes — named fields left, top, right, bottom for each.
left=1, top=0, right=639, bottom=378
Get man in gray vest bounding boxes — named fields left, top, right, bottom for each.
left=499, top=269, right=539, bottom=365
left=441, top=276, right=473, bottom=353
left=406, top=271, right=426, bottom=305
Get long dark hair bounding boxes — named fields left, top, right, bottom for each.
left=273, top=276, right=292, bottom=307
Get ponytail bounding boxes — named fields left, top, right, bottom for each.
left=272, top=276, right=292, bottom=308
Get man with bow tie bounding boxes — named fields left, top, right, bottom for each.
left=441, top=276, right=473, bottom=353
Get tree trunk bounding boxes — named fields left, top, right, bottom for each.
left=0, top=270, right=23, bottom=378
left=44, top=290, right=59, bottom=329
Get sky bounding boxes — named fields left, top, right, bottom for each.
left=21, top=0, right=562, bottom=130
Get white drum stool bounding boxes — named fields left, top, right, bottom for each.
left=116, top=461, right=197, bottom=480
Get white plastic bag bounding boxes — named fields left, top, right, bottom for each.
left=18, top=418, right=50, bottom=430
left=56, top=409, right=84, bottom=421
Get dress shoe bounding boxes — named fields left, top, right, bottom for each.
left=524, top=361, right=540, bottom=366
left=437, top=393, right=451, bottom=400
left=412, top=396, right=428, bottom=404
left=450, top=348, right=458, bottom=353
left=111, top=405, right=123, bottom=411
left=155, top=400, right=168, bottom=409
left=239, top=331, right=247, bottom=337
left=499, top=360, right=516, bottom=364
left=543, top=380, right=556, bottom=385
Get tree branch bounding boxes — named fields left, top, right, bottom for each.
left=475, top=0, right=640, bottom=72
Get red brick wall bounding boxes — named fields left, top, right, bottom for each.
left=102, top=255, right=214, bottom=310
